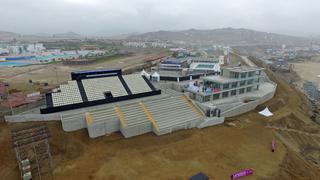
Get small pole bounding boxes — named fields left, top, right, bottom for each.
left=5, top=83, right=14, bottom=115
left=54, top=67, right=59, bottom=84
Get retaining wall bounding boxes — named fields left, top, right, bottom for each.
left=5, top=113, right=61, bottom=123
left=61, top=113, right=86, bottom=132
left=120, top=123, right=153, bottom=138
left=221, top=86, right=276, bottom=117
left=197, top=117, right=225, bottom=128
left=153, top=118, right=199, bottom=136
left=87, top=118, right=120, bottom=138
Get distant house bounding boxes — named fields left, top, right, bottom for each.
left=303, top=81, right=320, bottom=102
left=80, top=45, right=99, bottom=50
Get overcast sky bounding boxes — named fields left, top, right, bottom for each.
left=0, top=0, right=318, bottom=37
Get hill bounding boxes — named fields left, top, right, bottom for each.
left=126, top=28, right=311, bottom=46
left=0, top=31, right=21, bottom=41
left=52, top=32, right=82, bottom=39
left=0, top=31, right=82, bottom=42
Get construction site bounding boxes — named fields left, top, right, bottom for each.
left=1, top=53, right=320, bottom=179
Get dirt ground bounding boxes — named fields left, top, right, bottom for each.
left=292, top=62, right=320, bottom=87
left=0, top=50, right=169, bottom=93
left=1, top=58, right=320, bottom=179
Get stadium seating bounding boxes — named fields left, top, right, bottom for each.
left=144, top=96, right=202, bottom=133
left=43, top=73, right=159, bottom=114
left=52, top=81, right=83, bottom=107
left=82, top=76, right=128, bottom=101
left=122, top=74, right=152, bottom=94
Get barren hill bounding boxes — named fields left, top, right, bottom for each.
left=0, top=31, right=82, bottom=42
left=0, top=31, right=21, bottom=41
left=126, top=28, right=311, bottom=46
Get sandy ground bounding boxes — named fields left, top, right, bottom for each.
left=292, top=62, right=320, bottom=87
left=1, top=59, right=320, bottom=179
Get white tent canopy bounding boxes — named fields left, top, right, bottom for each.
left=259, top=107, right=273, bottom=117
left=141, top=69, right=150, bottom=78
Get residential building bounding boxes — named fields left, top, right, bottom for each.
left=186, top=66, right=264, bottom=102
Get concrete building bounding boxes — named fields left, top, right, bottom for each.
left=185, top=66, right=264, bottom=102
left=26, top=43, right=45, bottom=53
left=178, top=65, right=276, bottom=119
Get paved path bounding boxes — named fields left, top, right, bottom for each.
left=230, top=50, right=256, bottom=67
left=240, top=56, right=257, bottom=67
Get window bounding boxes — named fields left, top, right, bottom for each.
left=255, top=78, right=260, bottom=83
left=256, top=85, right=260, bottom=90
left=213, top=93, right=220, bottom=100
left=248, top=71, right=254, bottom=77
left=223, top=83, right=230, bottom=90
left=230, top=72, right=239, bottom=78
left=231, top=90, right=237, bottom=96
left=247, top=79, right=253, bottom=85
left=239, top=88, right=245, bottom=94
left=204, top=95, right=210, bottom=102
left=222, top=91, right=229, bottom=98
left=221, top=69, right=224, bottom=76
left=240, top=80, right=246, bottom=86
left=241, top=72, right=247, bottom=78
left=247, top=87, right=252, bottom=92
left=231, top=82, right=238, bottom=88
left=212, top=82, right=221, bottom=88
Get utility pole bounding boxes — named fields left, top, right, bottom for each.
left=5, top=83, right=14, bottom=115
left=54, top=67, right=59, bottom=84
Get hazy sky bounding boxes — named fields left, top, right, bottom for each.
left=0, top=0, right=318, bottom=36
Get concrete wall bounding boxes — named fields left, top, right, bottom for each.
left=87, top=118, right=120, bottom=138
left=61, top=113, right=86, bottom=132
left=221, top=86, right=276, bottom=118
left=197, top=117, right=225, bottom=128
left=153, top=118, right=199, bottom=136
left=5, top=114, right=61, bottom=123
left=120, top=123, right=152, bottom=138
left=157, top=82, right=184, bottom=92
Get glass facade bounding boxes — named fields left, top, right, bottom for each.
left=194, top=67, right=263, bottom=101
left=231, top=90, right=237, bottom=96
left=222, top=91, right=229, bottom=98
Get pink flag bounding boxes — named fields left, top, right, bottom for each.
left=272, top=139, right=276, bottom=152
left=231, top=168, right=254, bottom=179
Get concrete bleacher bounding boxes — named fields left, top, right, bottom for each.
left=86, top=107, right=120, bottom=138
left=119, top=102, right=153, bottom=138
left=85, top=102, right=153, bottom=138
left=73, top=94, right=204, bottom=138
left=52, top=81, right=83, bottom=107
left=144, top=95, right=204, bottom=135
left=122, top=74, right=152, bottom=94
left=82, top=76, right=128, bottom=101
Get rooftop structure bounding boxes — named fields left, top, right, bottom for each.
left=155, top=57, right=221, bottom=82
